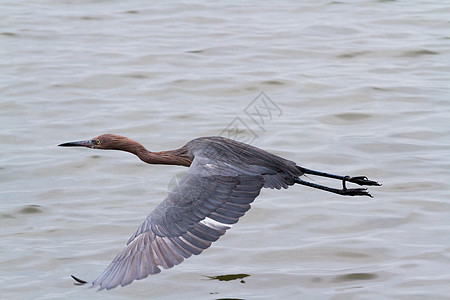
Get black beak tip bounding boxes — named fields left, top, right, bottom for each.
left=58, top=140, right=94, bottom=148
left=58, top=142, right=78, bottom=147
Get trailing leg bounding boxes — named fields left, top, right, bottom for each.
left=297, top=166, right=381, bottom=187
left=294, top=178, right=373, bottom=197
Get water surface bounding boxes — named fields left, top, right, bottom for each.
left=1, top=1, right=449, bottom=299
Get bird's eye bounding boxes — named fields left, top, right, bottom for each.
left=95, top=139, right=101, bottom=145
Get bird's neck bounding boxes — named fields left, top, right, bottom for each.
left=121, top=142, right=192, bottom=167
left=140, top=149, right=192, bottom=167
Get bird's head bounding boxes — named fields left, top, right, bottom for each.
left=58, top=134, right=131, bottom=150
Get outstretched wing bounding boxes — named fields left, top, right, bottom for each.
left=90, top=157, right=265, bottom=290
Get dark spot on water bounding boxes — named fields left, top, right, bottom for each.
left=2, top=32, right=17, bottom=37
left=332, top=272, right=377, bottom=283
left=173, top=79, right=188, bottom=84
left=125, top=10, right=139, bottom=14
left=186, top=49, right=204, bottom=54
left=372, top=86, right=390, bottom=91
left=81, top=16, right=102, bottom=21
left=262, top=80, right=285, bottom=85
left=337, top=51, right=368, bottom=58
left=205, top=274, right=250, bottom=282
left=126, top=73, right=147, bottom=79
left=18, top=205, right=43, bottom=214
left=1, top=213, right=15, bottom=219
left=311, top=277, right=323, bottom=283
left=334, top=112, right=371, bottom=121
left=399, top=49, right=439, bottom=57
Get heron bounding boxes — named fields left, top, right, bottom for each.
left=59, top=134, right=380, bottom=290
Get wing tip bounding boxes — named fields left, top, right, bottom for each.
left=71, top=274, right=88, bottom=285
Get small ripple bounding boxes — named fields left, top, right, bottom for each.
left=123, top=73, right=148, bottom=79
left=399, top=49, right=439, bottom=57
left=124, top=10, right=139, bottom=14
left=18, top=205, right=43, bottom=214
left=392, top=130, right=442, bottom=140
left=318, top=112, right=374, bottom=126
left=80, top=16, right=103, bottom=21
left=356, top=142, right=428, bottom=153
left=388, top=181, right=446, bottom=192
left=337, top=51, right=369, bottom=58
left=186, top=49, right=204, bottom=54
left=335, top=251, right=370, bottom=258
left=1, top=32, right=17, bottom=37
left=261, top=80, right=286, bottom=85
left=334, top=112, right=371, bottom=121
left=372, top=86, right=391, bottom=91
left=332, top=272, right=378, bottom=283
left=1, top=213, right=15, bottom=219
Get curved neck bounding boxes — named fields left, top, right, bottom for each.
left=139, top=149, right=192, bottom=167
left=116, top=141, right=192, bottom=167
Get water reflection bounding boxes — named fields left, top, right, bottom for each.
left=332, top=272, right=378, bottom=283
left=205, top=273, right=250, bottom=284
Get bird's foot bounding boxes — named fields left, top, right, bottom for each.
left=341, top=187, right=373, bottom=198
left=345, top=176, right=381, bottom=187
left=340, top=176, right=376, bottom=197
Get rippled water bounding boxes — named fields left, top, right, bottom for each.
left=1, top=1, right=449, bottom=299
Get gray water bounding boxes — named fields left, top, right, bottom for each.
left=1, top=1, right=449, bottom=299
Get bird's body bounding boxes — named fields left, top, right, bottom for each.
left=59, top=134, right=380, bottom=290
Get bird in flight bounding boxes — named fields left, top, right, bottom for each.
left=59, top=134, right=380, bottom=290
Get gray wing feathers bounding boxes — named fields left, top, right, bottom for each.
left=91, top=170, right=263, bottom=289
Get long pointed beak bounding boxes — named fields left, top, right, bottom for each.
left=58, top=139, right=95, bottom=148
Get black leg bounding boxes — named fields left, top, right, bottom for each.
left=297, top=166, right=381, bottom=186
left=295, top=178, right=373, bottom=197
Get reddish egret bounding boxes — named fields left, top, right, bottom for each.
left=59, top=134, right=380, bottom=290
